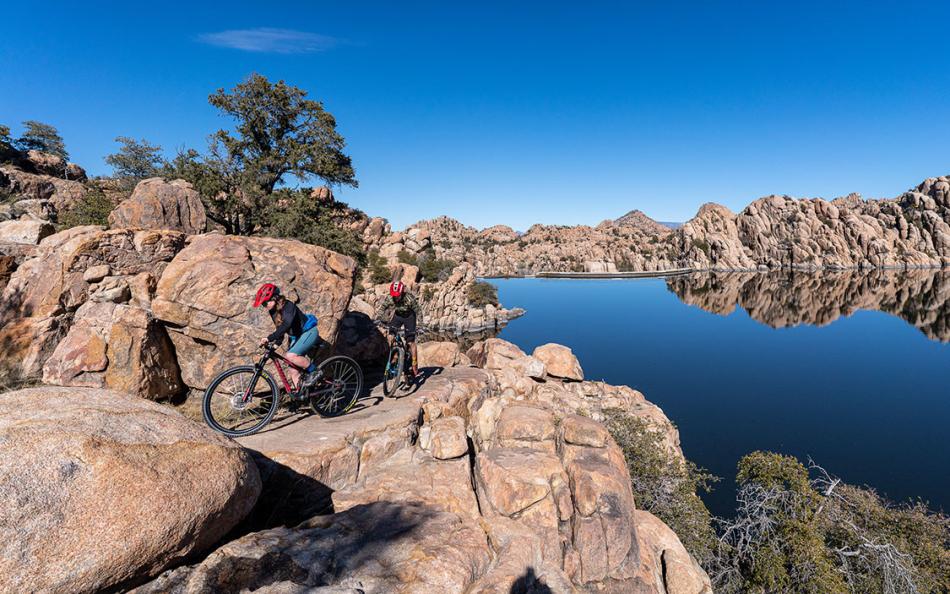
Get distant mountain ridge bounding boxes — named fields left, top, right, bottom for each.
left=368, top=174, right=950, bottom=275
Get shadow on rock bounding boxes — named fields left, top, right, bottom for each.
left=237, top=452, right=335, bottom=531
left=134, top=501, right=482, bottom=593
left=510, top=567, right=554, bottom=594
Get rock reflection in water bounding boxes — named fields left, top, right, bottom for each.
left=667, top=269, right=950, bottom=342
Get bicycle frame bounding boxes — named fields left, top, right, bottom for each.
left=245, top=346, right=307, bottom=400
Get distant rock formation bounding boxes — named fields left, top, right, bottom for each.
left=385, top=174, right=950, bottom=274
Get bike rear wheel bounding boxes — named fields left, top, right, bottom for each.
left=382, top=346, right=404, bottom=397
left=308, top=355, right=363, bottom=417
left=203, top=366, right=279, bottom=437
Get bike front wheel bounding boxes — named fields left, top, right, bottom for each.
left=382, top=346, right=404, bottom=397
left=203, top=366, right=280, bottom=437
left=308, top=355, right=364, bottom=417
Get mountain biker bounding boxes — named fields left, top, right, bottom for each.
left=377, top=281, right=420, bottom=378
left=254, top=283, right=318, bottom=390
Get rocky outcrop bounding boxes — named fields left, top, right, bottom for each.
left=533, top=343, right=584, bottom=380
left=153, top=233, right=356, bottom=389
left=0, top=386, right=261, bottom=594
left=42, top=301, right=185, bottom=400
left=370, top=174, right=950, bottom=275
left=109, top=178, right=207, bottom=234
left=669, top=268, right=950, bottom=342
left=0, top=218, right=54, bottom=244
left=0, top=161, right=88, bottom=214
left=0, top=227, right=185, bottom=378
left=138, top=344, right=706, bottom=593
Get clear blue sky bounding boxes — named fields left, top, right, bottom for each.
left=2, top=1, right=948, bottom=230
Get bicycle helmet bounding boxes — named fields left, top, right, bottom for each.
left=254, top=283, right=280, bottom=307
left=389, top=281, right=405, bottom=298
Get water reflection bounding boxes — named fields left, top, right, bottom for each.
left=667, top=269, right=950, bottom=342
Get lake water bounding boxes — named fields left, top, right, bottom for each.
left=489, top=270, right=950, bottom=517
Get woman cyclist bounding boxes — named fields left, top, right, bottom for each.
left=254, top=283, right=318, bottom=390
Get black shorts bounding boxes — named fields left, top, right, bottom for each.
left=390, top=312, right=417, bottom=341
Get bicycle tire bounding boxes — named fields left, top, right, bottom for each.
left=203, top=365, right=280, bottom=437
left=382, top=346, right=404, bottom=397
left=309, top=355, right=364, bottom=417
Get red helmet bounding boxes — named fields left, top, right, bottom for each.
left=254, top=283, right=279, bottom=307
left=389, top=281, right=405, bottom=298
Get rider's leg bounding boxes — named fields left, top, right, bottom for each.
left=409, top=340, right=419, bottom=376
left=406, top=312, right=419, bottom=376
left=286, top=327, right=319, bottom=390
left=284, top=353, right=310, bottom=388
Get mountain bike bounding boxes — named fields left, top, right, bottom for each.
left=202, top=343, right=363, bottom=437
left=379, top=322, right=425, bottom=396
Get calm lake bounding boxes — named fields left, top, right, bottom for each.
left=489, top=271, right=950, bottom=517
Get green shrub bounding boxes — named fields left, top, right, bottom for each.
left=260, top=189, right=366, bottom=264
left=57, top=187, right=113, bottom=229
left=691, top=238, right=710, bottom=257
left=397, top=249, right=418, bottom=266
left=367, top=250, right=393, bottom=284
left=417, top=250, right=457, bottom=282
left=711, top=451, right=950, bottom=594
left=467, top=280, right=498, bottom=307
left=604, top=410, right=717, bottom=564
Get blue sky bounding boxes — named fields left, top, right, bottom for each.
left=2, top=1, right=949, bottom=230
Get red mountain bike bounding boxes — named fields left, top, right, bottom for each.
left=202, top=343, right=363, bottom=437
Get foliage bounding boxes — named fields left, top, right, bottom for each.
left=467, top=280, right=498, bottom=307
left=396, top=249, right=418, bottom=266
left=367, top=250, right=393, bottom=284
left=56, top=186, right=113, bottom=229
left=258, top=189, right=365, bottom=264
left=16, top=120, right=68, bottom=160
left=604, top=410, right=718, bottom=564
left=710, top=452, right=950, bottom=594
left=105, top=136, right=164, bottom=189
left=193, top=73, right=357, bottom=235
left=162, top=148, right=228, bottom=197
left=0, top=124, right=15, bottom=161
left=712, top=452, right=845, bottom=594
left=417, top=248, right=457, bottom=282
left=691, top=237, right=710, bottom=257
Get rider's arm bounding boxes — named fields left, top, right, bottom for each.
left=376, top=297, right=393, bottom=323
left=266, top=301, right=295, bottom=344
left=407, top=292, right=421, bottom=324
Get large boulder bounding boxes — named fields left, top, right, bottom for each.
left=109, top=178, right=207, bottom=234
left=0, top=386, right=261, bottom=594
left=0, top=227, right=185, bottom=377
left=532, top=343, right=584, bottom=380
left=0, top=218, right=54, bottom=244
left=23, top=149, right=87, bottom=180
left=418, top=340, right=471, bottom=368
left=153, top=234, right=356, bottom=389
left=42, top=302, right=185, bottom=400
left=467, top=338, right=546, bottom=379
left=634, top=510, right=713, bottom=594
left=135, top=502, right=492, bottom=594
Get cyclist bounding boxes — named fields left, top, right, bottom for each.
left=254, top=283, right=318, bottom=390
left=377, top=280, right=421, bottom=379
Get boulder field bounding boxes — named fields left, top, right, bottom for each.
left=0, top=337, right=709, bottom=593
left=131, top=339, right=709, bottom=593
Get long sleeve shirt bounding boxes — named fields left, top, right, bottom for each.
left=377, top=291, right=421, bottom=323
left=267, top=300, right=306, bottom=345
